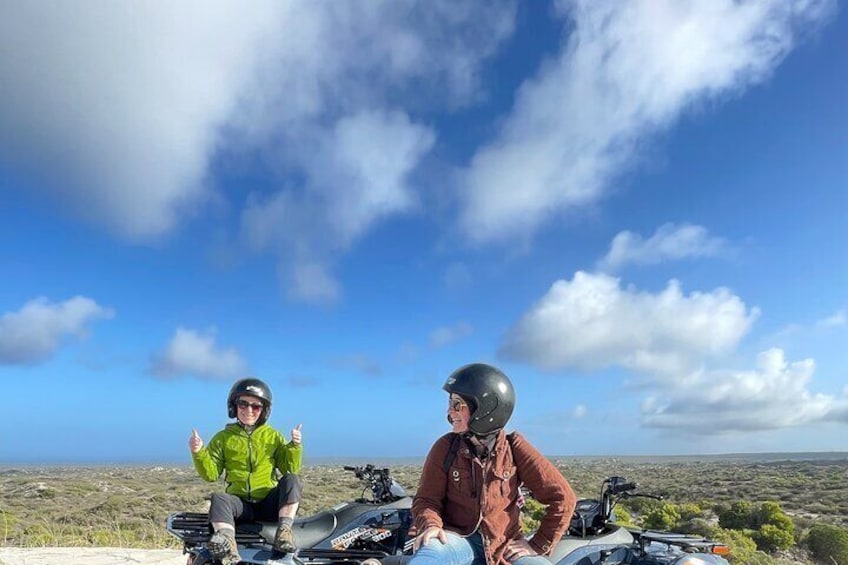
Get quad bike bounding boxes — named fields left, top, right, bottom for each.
left=167, top=464, right=412, bottom=565
left=551, top=476, right=731, bottom=565
left=167, top=467, right=731, bottom=565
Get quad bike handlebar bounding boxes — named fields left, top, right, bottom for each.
left=343, top=464, right=405, bottom=503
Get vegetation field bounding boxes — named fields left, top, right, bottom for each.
left=1, top=456, right=846, bottom=563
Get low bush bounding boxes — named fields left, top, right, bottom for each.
left=806, top=523, right=848, bottom=565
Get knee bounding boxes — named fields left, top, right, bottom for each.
left=279, top=473, right=302, bottom=488
left=409, top=543, right=447, bottom=564
left=279, top=473, right=303, bottom=494
left=278, top=473, right=303, bottom=503
left=209, top=493, right=238, bottom=523
left=210, top=492, right=230, bottom=509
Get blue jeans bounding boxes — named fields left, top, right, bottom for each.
left=408, top=531, right=551, bottom=565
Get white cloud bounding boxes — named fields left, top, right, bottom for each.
left=241, top=109, right=435, bottom=304
left=817, top=310, right=846, bottom=328
left=598, top=223, right=727, bottom=272
left=0, top=296, right=114, bottom=364
left=288, top=262, right=343, bottom=305
left=459, top=0, right=835, bottom=242
left=499, top=271, right=758, bottom=375
left=430, top=322, right=473, bottom=348
left=641, top=348, right=844, bottom=433
left=572, top=404, right=588, bottom=419
left=0, top=2, right=283, bottom=240
left=330, top=354, right=383, bottom=378
left=150, top=327, right=248, bottom=380
left=0, top=2, right=514, bottom=246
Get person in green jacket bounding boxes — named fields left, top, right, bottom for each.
left=189, top=377, right=303, bottom=564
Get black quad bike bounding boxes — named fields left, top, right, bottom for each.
left=166, top=467, right=731, bottom=565
left=167, top=465, right=412, bottom=565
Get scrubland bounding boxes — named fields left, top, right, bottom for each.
left=1, top=456, right=845, bottom=563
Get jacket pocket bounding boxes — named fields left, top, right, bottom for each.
left=491, top=465, right=518, bottom=498
left=448, top=467, right=473, bottom=496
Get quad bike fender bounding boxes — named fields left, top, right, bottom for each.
left=550, top=525, right=635, bottom=563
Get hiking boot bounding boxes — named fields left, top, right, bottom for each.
left=208, top=530, right=241, bottom=565
left=273, top=523, right=296, bottom=554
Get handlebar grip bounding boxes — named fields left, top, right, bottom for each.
left=343, top=466, right=357, bottom=471
left=615, top=481, right=637, bottom=493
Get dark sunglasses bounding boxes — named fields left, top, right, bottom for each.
left=448, top=398, right=468, bottom=411
left=236, top=399, right=264, bottom=411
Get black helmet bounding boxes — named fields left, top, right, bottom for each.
left=443, top=363, right=515, bottom=435
left=227, top=377, right=273, bottom=426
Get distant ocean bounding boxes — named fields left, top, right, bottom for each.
left=305, top=451, right=848, bottom=468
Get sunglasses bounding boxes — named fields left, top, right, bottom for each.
left=236, top=399, right=264, bottom=412
left=448, top=398, right=468, bottom=411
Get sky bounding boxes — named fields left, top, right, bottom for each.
left=1, top=1, right=846, bottom=464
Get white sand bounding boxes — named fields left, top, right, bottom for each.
left=0, top=547, right=186, bottom=565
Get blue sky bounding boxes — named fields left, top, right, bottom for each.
left=1, top=1, right=846, bottom=464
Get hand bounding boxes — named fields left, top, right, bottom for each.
left=188, top=429, right=203, bottom=453
left=413, top=526, right=446, bottom=551
left=291, top=424, right=302, bottom=445
left=503, top=538, right=537, bottom=562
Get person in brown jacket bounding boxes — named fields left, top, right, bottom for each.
left=410, top=363, right=577, bottom=565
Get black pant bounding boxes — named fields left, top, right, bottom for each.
left=209, top=473, right=302, bottom=526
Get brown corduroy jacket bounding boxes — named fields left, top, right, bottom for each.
left=412, top=430, right=576, bottom=564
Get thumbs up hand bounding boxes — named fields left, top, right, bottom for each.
left=291, top=424, right=302, bottom=445
left=189, top=428, right=203, bottom=453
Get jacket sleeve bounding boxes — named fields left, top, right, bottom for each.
left=274, top=430, right=303, bottom=474
left=511, top=432, right=576, bottom=556
left=192, top=431, right=226, bottom=483
left=411, top=435, right=452, bottom=533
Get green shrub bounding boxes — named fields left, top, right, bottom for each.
left=807, top=523, right=848, bottom=565
left=756, top=523, right=794, bottom=552
left=520, top=497, right=545, bottom=533
left=678, top=516, right=717, bottom=538
left=756, top=502, right=794, bottom=534
left=718, top=500, right=796, bottom=552
left=719, top=501, right=754, bottom=530
left=678, top=503, right=703, bottom=521
left=642, top=503, right=681, bottom=531
left=613, top=506, right=633, bottom=526
left=713, top=528, right=774, bottom=565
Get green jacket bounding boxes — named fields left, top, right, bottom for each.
left=192, top=423, right=303, bottom=502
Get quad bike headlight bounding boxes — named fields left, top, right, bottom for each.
left=673, top=556, right=730, bottom=565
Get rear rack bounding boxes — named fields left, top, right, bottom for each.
left=167, top=511, right=266, bottom=547
left=632, top=529, right=729, bottom=554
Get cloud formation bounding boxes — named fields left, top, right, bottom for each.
left=241, top=110, right=436, bottom=303
left=460, top=0, right=835, bottom=242
left=150, top=327, right=248, bottom=380
left=641, top=348, right=844, bottom=433
left=430, top=322, right=473, bottom=348
left=231, top=2, right=516, bottom=302
left=598, top=223, right=727, bottom=272
left=0, top=2, right=284, bottom=240
left=0, top=297, right=114, bottom=365
left=500, top=271, right=758, bottom=375
left=0, top=2, right=515, bottom=300
left=571, top=404, right=588, bottom=419
left=330, top=354, right=383, bottom=378
left=817, top=310, right=846, bottom=328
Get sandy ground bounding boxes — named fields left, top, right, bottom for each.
left=0, top=547, right=186, bottom=565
